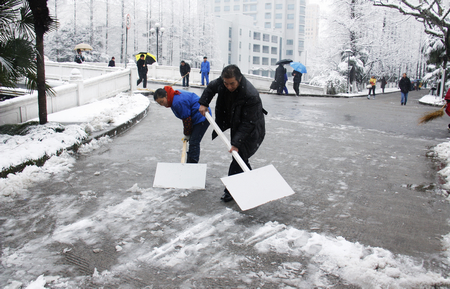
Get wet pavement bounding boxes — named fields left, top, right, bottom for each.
left=2, top=84, right=450, bottom=287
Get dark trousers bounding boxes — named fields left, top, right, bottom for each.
left=182, top=74, right=190, bottom=87
left=186, top=120, right=209, bottom=163
left=368, top=85, right=376, bottom=96
left=137, top=71, right=147, bottom=88
left=293, top=82, right=300, bottom=96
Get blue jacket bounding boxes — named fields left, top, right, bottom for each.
left=171, top=90, right=210, bottom=125
left=200, top=61, right=210, bottom=73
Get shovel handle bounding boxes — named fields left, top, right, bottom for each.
left=204, top=112, right=250, bottom=172
left=181, top=139, right=188, bottom=163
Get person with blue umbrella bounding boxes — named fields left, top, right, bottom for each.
left=290, top=62, right=307, bottom=96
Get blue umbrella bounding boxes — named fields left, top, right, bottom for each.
left=290, top=62, right=307, bottom=74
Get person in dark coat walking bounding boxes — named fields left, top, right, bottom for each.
left=108, top=57, right=115, bottom=67
left=274, top=64, right=286, bottom=95
left=380, top=77, right=387, bottom=93
left=136, top=54, right=148, bottom=88
left=180, top=61, right=191, bottom=87
left=198, top=65, right=267, bottom=202
left=398, top=73, right=411, bottom=105
left=292, top=70, right=302, bottom=96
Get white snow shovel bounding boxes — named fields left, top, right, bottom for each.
left=204, top=113, right=295, bottom=211
left=153, top=139, right=207, bottom=189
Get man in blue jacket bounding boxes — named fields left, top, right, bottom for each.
left=154, top=86, right=211, bottom=163
left=200, top=56, right=210, bottom=86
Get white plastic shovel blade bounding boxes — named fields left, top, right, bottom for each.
left=153, top=163, right=207, bottom=189
left=220, top=164, right=295, bottom=211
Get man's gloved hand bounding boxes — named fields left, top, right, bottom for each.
left=207, top=72, right=209, bottom=75
left=183, top=135, right=191, bottom=141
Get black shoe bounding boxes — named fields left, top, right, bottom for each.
left=221, top=191, right=234, bottom=202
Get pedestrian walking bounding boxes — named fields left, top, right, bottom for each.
left=283, top=73, right=289, bottom=95
left=74, top=49, right=85, bottom=64
left=444, top=88, right=450, bottom=131
left=274, top=64, right=286, bottom=95
left=367, top=76, right=376, bottom=99
left=399, top=73, right=411, bottom=105
left=108, top=57, right=115, bottom=67
left=198, top=65, right=267, bottom=203
left=136, top=54, right=148, bottom=88
left=381, top=77, right=387, bottom=93
left=292, top=70, right=302, bottom=96
left=180, top=61, right=191, bottom=87
left=200, top=56, right=210, bottom=86
left=154, top=86, right=211, bottom=163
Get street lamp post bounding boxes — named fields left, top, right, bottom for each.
left=150, top=23, right=165, bottom=64
left=344, top=49, right=352, bottom=93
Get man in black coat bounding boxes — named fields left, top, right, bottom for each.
left=292, top=70, right=302, bottom=96
left=274, top=64, right=286, bottom=95
left=180, top=61, right=191, bottom=87
left=398, top=73, right=411, bottom=105
left=199, top=65, right=266, bottom=202
left=136, top=54, right=148, bottom=88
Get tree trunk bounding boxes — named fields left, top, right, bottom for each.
left=36, top=32, right=47, bottom=125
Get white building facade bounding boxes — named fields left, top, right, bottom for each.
left=212, top=0, right=307, bottom=77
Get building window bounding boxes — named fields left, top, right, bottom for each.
left=234, top=5, right=240, bottom=11
left=271, top=58, right=277, bottom=65
left=265, top=3, right=271, bottom=9
left=229, top=41, right=232, bottom=51
left=287, top=23, right=294, bottom=29
left=300, top=6, right=306, bottom=14
left=225, top=0, right=230, bottom=2
left=275, top=13, right=282, bottom=19
left=229, top=27, right=232, bottom=38
left=224, top=5, right=230, bottom=11
left=288, top=4, right=294, bottom=10
left=271, top=35, right=278, bottom=43
left=239, top=41, right=241, bottom=48
left=299, top=16, right=305, bottom=23
left=298, top=40, right=304, bottom=49
left=253, top=44, right=261, bottom=52
left=249, top=43, right=251, bottom=50
left=215, top=0, right=220, bottom=2
left=228, top=54, right=231, bottom=64
left=262, top=57, right=269, bottom=65
left=263, top=34, right=270, bottom=42
left=253, top=56, right=260, bottom=64
left=276, top=4, right=282, bottom=9
left=263, top=45, right=269, bottom=53
left=264, top=22, right=271, bottom=28
left=249, top=30, right=251, bottom=37
left=239, top=54, right=241, bottom=61
left=299, top=25, right=305, bottom=33
left=275, top=23, right=282, bottom=28
left=300, top=0, right=305, bottom=4
left=271, top=47, right=277, bottom=54
left=265, top=12, right=271, bottom=19
left=262, top=70, right=269, bottom=77
left=250, top=4, right=256, bottom=11
left=243, top=4, right=249, bottom=11
left=215, top=6, right=220, bottom=12
left=253, top=32, right=261, bottom=40
left=286, top=39, right=293, bottom=45
left=287, top=14, right=294, bottom=19
left=286, top=50, right=293, bottom=56
left=240, top=28, right=242, bottom=35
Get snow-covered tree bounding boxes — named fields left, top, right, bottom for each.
left=373, top=0, right=450, bottom=96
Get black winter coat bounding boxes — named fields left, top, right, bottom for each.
left=180, top=63, right=191, bottom=76
left=275, top=65, right=286, bottom=87
left=136, top=59, right=148, bottom=74
left=399, top=77, right=411, bottom=93
left=292, top=71, right=302, bottom=83
left=199, top=76, right=266, bottom=158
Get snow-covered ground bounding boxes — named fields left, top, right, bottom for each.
left=2, top=91, right=450, bottom=288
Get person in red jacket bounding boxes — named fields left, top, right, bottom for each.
left=445, top=88, right=450, bottom=130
